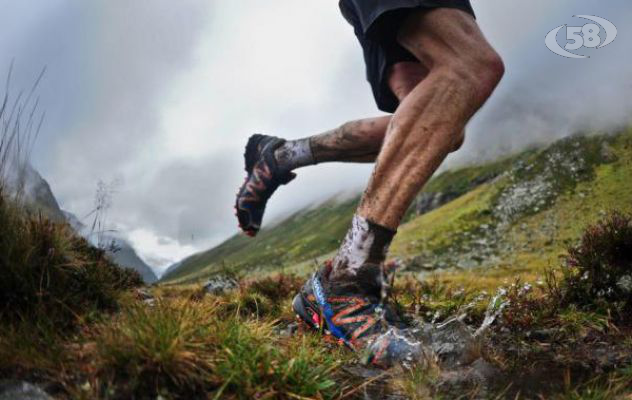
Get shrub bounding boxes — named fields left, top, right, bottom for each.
left=245, top=273, right=304, bottom=304
left=561, top=211, right=632, bottom=320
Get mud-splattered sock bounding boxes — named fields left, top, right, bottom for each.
left=274, top=138, right=315, bottom=172
left=330, top=214, right=396, bottom=281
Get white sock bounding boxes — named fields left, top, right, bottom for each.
left=330, top=215, right=396, bottom=280
left=274, top=138, right=315, bottom=172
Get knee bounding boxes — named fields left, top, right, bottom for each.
left=474, top=49, right=505, bottom=92
left=447, top=48, right=505, bottom=101
left=449, top=129, right=465, bottom=152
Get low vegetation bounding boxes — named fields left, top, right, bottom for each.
left=1, top=130, right=632, bottom=398
left=0, top=192, right=142, bottom=328
left=91, top=298, right=344, bottom=399
left=2, top=205, right=631, bottom=398
left=0, top=187, right=142, bottom=383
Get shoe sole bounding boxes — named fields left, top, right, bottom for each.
left=235, top=134, right=295, bottom=237
left=244, top=134, right=267, bottom=174
left=292, top=293, right=320, bottom=331
left=235, top=134, right=269, bottom=236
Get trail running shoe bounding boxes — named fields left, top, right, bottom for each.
left=235, top=134, right=296, bottom=236
left=292, top=262, right=423, bottom=368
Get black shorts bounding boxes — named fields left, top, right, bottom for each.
left=339, top=0, right=475, bottom=113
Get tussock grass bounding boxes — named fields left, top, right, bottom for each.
left=0, top=195, right=142, bottom=386
left=95, top=300, right=219, bottom=396
left=0, top=320, right=67, bottom=376
left=93, top=298, right=344, bottom=399
left=0, top=192, right=142, bottom=330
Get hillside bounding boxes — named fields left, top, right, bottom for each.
left=163, top=128, right=632, bottom=284
left=161, top=196, right=359, bottom=282
left=8, top=165, right=158, bottom=283
left=4, top=165, right=66, bottom=222
left=64, top=210, right=158, bottom=284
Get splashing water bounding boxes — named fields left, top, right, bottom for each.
left=475, top=288, right=509, bottom=337
left=365, top=327, right=426, bottom=369
left=359, top=260, right=429, bottom=368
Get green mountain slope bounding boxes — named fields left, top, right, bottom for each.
left=162, top=128, right=632, bottom=284
left=391, top=130, right=632, bottom=278
left=161, top=196, right=359, bottom=282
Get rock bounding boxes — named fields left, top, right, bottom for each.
left=419, top=319, right=480, bottom=368
left=135, top=288, right=153, bottom=300
left=0, top=381, right=52, bottom=400
left=203, top=275, right=238, bottom=295
left=600, top=142, right=617, bottom=163
left=414, top=192, right=459, bottom=215
left=457, top=258, right=479, bottom=269
left=617, top=275, right=632, bottom=293
left=135, top=288, right=156, bottom=306
left=468, top=358, right=499, bottom=382
left=274, top=322, right=298, bottom=337
left=143, top=298, right=156, bottom=306
left=343, top=365, right=383, bottom=379
left=365, top=327, right=426, bottom=369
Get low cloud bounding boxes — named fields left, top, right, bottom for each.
left=3, top=0, right=631, bottom=273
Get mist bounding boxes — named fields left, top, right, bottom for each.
left=448, top=0, right=632, bottom=166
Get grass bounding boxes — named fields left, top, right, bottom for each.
left=0, top=191, right=142, bottom=330
left=93, top=298, right=345, bottom=399
left=551, top=367, right=632, bottom=400
left=33, top=283, right=351, bottom=399
left=391, top=182, right=497, bottom=260
left=2, top=243, right=631, bottom=399
left=2, top=129, right=632, bottom=398
left=390, top=129, right=632, bottom=295
left=0, top=192, right=143, bottom=390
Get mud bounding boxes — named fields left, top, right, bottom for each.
left=273, top=138, right=314, bottom=172
left=330, top=215, right=395, bottom=280
left=309, top=118, right=386, bottom=163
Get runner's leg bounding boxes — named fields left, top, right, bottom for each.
left=331, top=8, right=504, bottom=279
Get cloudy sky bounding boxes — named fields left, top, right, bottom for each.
left=1, top=1, right=630, bottom=275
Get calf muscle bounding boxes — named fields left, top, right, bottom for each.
left=357, top=9, right=504, bottom=229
